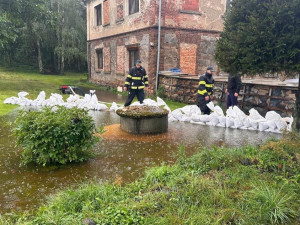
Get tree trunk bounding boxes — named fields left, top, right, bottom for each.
left=294, top=77, right=300, bottom=131
left=37, top=38, right=44, bottom=74
left=61, top=55, right=64, bottom=74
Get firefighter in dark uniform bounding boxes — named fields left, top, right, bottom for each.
left=197, top=66, right=215, bottom=115
left=124, top=59, right=149, bottom=106
left=225, top=74, right=242, bottom=108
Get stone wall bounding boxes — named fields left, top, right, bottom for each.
left=159, top=74, right=297, bottom=117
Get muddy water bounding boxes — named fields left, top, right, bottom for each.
left=0, top=107, right=281, bottom=213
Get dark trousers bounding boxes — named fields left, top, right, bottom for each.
left=197, top=95, right=211, bottom=115
left=227, top=93, right=238, bottom=108
left=124, top=89, right=145, bottom=106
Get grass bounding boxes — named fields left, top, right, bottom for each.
left=0, top=66, right=185, bottom=116
left=1, top=133, right=299, bottom=224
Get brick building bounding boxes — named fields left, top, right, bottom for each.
left=85, top=0, right=227, bottom=93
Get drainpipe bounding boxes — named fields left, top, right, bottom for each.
left=155, top=0, right=162, bottom=93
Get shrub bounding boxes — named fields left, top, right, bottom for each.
left=13, top=106, right=100, bottom=166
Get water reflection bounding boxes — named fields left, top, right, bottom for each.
left=0, top=108, right=281, bottom=213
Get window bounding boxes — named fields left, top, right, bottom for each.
left=96, top=49, right=103, bottom=69
left=128, top=49, right=139, bottom=69
left=129, top=0, right=139, bottom=15
left=95, top=4, right=102, bottom=26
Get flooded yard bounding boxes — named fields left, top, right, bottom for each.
left=0, top=90, right=281, bottom=213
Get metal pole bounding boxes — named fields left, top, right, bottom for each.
left=155, top=0, right=162, bottom=93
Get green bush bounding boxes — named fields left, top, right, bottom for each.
left=13, top=106, right=100, bottom=166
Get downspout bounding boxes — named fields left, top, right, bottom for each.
left=155, top=0, right=162, bottom=92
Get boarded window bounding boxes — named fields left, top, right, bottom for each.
left=96, top=49, right=103, bottom=69
left=182, top=0, right=199, bottom=12
left=128, top=49, right=139, bottom=69
left=129, top=0, right=139, bottom=15
left=95, top=4, right=102, bottom=26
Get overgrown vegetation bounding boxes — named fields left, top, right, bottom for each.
left=1, top=134, right=299, bottom=224
left=13, top=107, right=100, bottom=166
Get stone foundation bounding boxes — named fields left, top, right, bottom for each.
left=159, top=73, right=297, bottom=117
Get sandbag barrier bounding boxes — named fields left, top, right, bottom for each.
left=4, top=92, right=292, bottom=133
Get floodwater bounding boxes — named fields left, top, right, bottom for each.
left=0, top=91, right=281, bottom=213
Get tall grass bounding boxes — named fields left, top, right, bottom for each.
left=1, top=133, right=299, bottom=224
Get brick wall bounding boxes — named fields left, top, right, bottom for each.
left=116, top=0, right=124, bottom=21
left=103, top=47, right=111, bottom=72
left=182, top=0, right=199, bottom=11
left=159, top=74, right=297, bottom=117
left=103, top=0, right=110, bottom=25
left=179, top=43, right=197, bottom=75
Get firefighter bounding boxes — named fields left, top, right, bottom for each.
left=197, top=66, right=215, bottom=114
left=124, top=59, right=149, bottom=106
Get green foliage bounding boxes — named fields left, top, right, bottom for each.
left=13, top=106, right=100, bottom=166
left=215, top=0, right=300, bottom=75
left=156, top=86, right=166, bottom=98
left=0, top=0, right=87, bottom=73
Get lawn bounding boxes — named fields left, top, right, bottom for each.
left=0, top=66, right=185, bottom=116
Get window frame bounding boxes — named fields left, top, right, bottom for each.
left=129, top=0, right=139, bottom=15
left=94, top=4, right=102, bottom=26
left=128, top=48, right=139, bottom=70
left=96, top=49, right=103, bottom=70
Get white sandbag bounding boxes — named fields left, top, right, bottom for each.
left=35, top=91, right=46, bottom=102
left=156, top=97, right=167, bottom=106
left=265, top=111, right=282, bottom=121
left=249, top=108, right=265, bottom=121
left=4, top=97, right=18, bottom=104
left=180, top=105, right=193, bottom=116
left=258, top=121, right=269, bottom=131
left=287, top=116, right=293, bottom=132
left=95, top=103, right=108, bottom=111
left=191, top=114, right=202, bottom=122
left=18, top=92, right=29, bottom=98
left=190, top=120, right=205, bottom=125
left=242, top=118, right=251, bottom=128
left=217, top=116, right=226, bottom=127
left=171, top=109, right=183, bottom=121
left=199, top=115, right=210, bottom=123
left=188, top=105, right=201, bottom=116
left=213, top=106, right=224, bottom=117
left=266, top=120, right=277, bottom=130
left=206, top=102, right=214, bottom=111
left=181, top=115, right=191, bottom=122
left=110, top=102, right=119, bottom=111
left=163, top=105, right=171, bottom=113
left=234, top=119, right=244, bottom=129
left=248, top=118, right=258, bottom=130
left=275, top=120, right=287, bottom=131
left=209, top=116, right=219, bottom=126
left=143, top=98, right=157, bottom=106
left=226, top=117, right=235, bottom=128
left=168, top=116, right=178, bottom=122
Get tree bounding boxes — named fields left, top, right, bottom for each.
left=215, top=0, right=300, bottom=130
left=0, top=0, right=87, bottom=73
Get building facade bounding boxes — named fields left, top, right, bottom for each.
left=85, top=0, right=227, bottom=93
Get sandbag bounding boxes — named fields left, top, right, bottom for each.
left=217, top=116, right=226, bottom=127
left=226, top=117, right=235, bottom=128
left=209, top=116, right=220, bottom=126
left=258, top=122, right=269, bottom=131
left=199, top=115, right=210, bottom=123
left=156, top=97, right=167, bottom=106
left=171, top=109, right=183, bottom=121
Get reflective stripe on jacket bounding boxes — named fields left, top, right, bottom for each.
left=197, top=73, right=214, bottom=96
left=124, top=66, right=148, bottom=89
